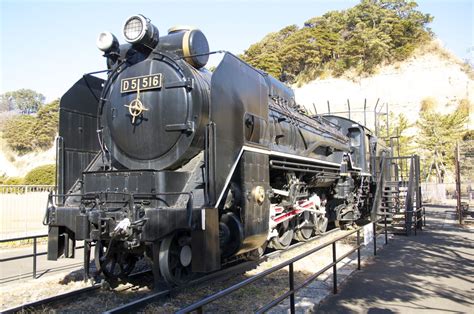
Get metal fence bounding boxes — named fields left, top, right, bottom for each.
left=0, top=234, right=48, bottom=279
left=422, top=182, right=473, bottom=204
left=0, top=185, right=55, bottom=239
left=0, top=234, right=91, bottom=279
left=178, top=218, right=396, bottom=314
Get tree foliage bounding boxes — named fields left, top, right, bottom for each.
left=1, top=99, right=59, bottom=153
left=416, top=100, right=470, bottom=182
left=379, top=112, right=412, bottom=157
left=0, top=89, right=45, bottom=113
left=241, top=0, right=433, bottom=83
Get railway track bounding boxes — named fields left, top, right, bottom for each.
left=3, top=228, right=343, bottom=313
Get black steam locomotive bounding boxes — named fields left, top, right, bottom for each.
left=45, top=15, right=389, bottom=285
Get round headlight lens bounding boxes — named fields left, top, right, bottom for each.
left=96, top=31, right=116, bottom=52
left=123, top=15, right=145, bottom=42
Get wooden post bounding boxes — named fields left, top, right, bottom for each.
left=455, top=141, right=462, bottom=225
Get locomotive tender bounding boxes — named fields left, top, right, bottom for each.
left=45, top=14, right=388, bottom=285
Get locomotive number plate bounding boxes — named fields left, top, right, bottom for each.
left=121, top=74, right=162, bottom=93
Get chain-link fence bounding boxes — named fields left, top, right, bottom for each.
left=420, top=140, right=473, bottom=206
left=422, top=182, right=473, bottom=204
left=0, top=185, right=55, bottom=239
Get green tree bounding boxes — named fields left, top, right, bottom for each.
left=1, top=98, right=59, bottom=153
left=242, top=25, right=298, bottom=79
left=2, top=115, right=36, bottom=153
left=416, top=102, right=469, bottom=182
left=460, top=130, right=474, bottom=182
left=0, top=89, right=45, bottom=113
left=241, top=0, right=433, bottom=83
left=34, top=99, right=59, bottom=148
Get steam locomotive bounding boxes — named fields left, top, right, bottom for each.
left=45, top=14, right=389, bottom=285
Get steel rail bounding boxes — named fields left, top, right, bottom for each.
left=2, top=284, right=101, bottom=314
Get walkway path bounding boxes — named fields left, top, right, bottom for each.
left=316, top=206, right=474, bottom=313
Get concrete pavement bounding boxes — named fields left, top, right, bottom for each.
left=316, top=206, right=474, bottom=313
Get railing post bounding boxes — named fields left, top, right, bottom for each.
left=423, top=207, right=426, bottom=227
left=405, top=213, right=408, bottom=236
left=384, top=215, right=388, bottom=245
left=414, top=212, right=417, bottom=236
left=289, top=263, right=295, bottom=314
left=332, top=242, right=337, bottom=294
left=84, top=241, right=90, bottom=282
left=196, top=306, right=203, bottom=314
left=373, top=222, right=377, bottom=256
left=356, top=229, right=361, bottom=270
left=33, top=237, right=37, bottom=279
left=419, top=208, right=423, bottom=231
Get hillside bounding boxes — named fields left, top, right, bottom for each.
left=295, top=40, right=474, bottom=129
left=0, top=134, right=55, bottom=178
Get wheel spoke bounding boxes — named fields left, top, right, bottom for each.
left=175, top=266, right=182, bottom=279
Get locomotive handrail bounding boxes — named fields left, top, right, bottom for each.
left=178, top=218, right=388, bottom=314
left=371, top=156, right=387, bottom=221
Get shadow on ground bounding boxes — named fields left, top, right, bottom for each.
left=315, top=208, right=474, bottom=313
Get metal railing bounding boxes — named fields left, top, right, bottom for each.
left=0, top=234, right=48, bottom=279
left=178, top=218, right=388, bottom=314
left=404, top=206, right=426, bottom=236
left=0, top=234, right=88, bottom=279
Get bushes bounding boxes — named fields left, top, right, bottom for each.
left=0, top=175, right=24, bottom=185
left=24, top=165, right=56, bottom=185
left=0, top=164, right=55, bottom=186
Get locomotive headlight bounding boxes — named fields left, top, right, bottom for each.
left=96, top=31, right=119, bottom=52
left=123, top=14, right=159, bottom=48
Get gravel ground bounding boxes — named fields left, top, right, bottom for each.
left=1, top=229, right=381, bottom=313
left=0, top=269, right=91, bottom=311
